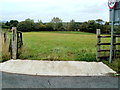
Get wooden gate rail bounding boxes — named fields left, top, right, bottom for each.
left=96, top=29, right=120, bottom=61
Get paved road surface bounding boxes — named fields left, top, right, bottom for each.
left=1, top=72, right=119, bottom=88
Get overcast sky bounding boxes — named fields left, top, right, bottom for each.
left=0, top=0, right=109, bottom=22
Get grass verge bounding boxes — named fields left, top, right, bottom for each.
left=103, top=59, right=120, bottom=74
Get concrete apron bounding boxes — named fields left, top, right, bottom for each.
left=0, top=60, right=116, bottom=76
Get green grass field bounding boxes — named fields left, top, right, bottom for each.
left=19, top=31, right=106, bottom=61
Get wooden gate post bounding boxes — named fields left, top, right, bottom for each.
left=0, top=30, right=2, bottom=60
left=11, top=27, right=17, bottom=60
left=96, top=29, right=101, bottom=61
left=20, top=32, right=23, bottom=47
left=3, top=32, right=6, bottom=43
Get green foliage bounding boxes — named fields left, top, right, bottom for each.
left=51, top=17, right=63, bottom=31
left=4, top=20, right=19, bottom=29
left=1, top=18, right=118, bottom=34
left=79, top=20, right=111, bottom=34
left=45, top=23, right=54, bottom=31
left=68, top=19, right=76, bottom=31
left=75, top=49, right=96, bottom=61
left=9, top=20, right=19, bottom=28
left=17, top=18, right=35, bottom=32
left=103, top=59, right=120, bottom=73
left=96, top=19, right=104, bottom=24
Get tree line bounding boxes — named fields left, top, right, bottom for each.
left=0, top=17, right=119, bottom=34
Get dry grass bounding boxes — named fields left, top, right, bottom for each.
left=0, top=32, right=11, bottom=62
left=2, top=43, right=11, bottom=62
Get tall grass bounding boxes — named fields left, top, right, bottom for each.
left=2, top=42, right=11, bottom=62
left=0, top=32, right=11, bottom=62
left=103, top=59, right=120, bottom=73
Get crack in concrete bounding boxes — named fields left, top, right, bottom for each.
left=48, top=80, right=51, bottom=86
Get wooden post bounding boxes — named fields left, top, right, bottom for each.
left=96, top=29, right=101, bottom=61
left=0, top=30, right=2, bottom=60
left=9, top=38, right=12, bottom=59
left=3, top=32, right=6, bottom=43
left=17, top=32, right=20, bottom=49
left=11, top=27, right=17, bottom=60
left=20, top=32, right=23, bottom=47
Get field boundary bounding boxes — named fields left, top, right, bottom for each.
left=96, top=29, right=120, bottom=61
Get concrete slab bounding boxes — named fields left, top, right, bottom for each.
left=0, top=60, right=116, bottom=76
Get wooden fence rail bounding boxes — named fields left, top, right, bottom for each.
left=96, top=29, right=120, bottom=61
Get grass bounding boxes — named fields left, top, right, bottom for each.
left=1, top=43, right=11, bottom=62
left=0, top=32, right=11, bottom=62
left=103, top=59, right=120, bottom=74
left=40, top=31, right=95, bottom=35
left=19, top=31, right=107, bottom=61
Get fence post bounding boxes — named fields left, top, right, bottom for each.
left=11, top=27, right=17, bottom=60
left=0, top=30, right=2, bottom=60
left=96, top=29, right=101, bottom=61
left=20, top=32, right=23, bottom=47
left=9, top=38, right=12, bottom=59
left=3, top=32, right=6, bottom=43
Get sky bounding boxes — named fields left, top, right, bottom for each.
left=0, top=0, right=110, bottom=22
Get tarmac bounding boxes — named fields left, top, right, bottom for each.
left=0, top=59, right=116, bottom=76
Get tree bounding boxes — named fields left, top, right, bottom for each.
left=96, top=19, right=104, bottom=24
left=9, top=20, right=19, bottom=28
left=68, top=19, right=76, bottom=31
left=34, top=20, right=44, bottom=31
left=105, top=22, right=109, bottom=25
left=17, top=18, right=35, bottom=32
left=46, top=23, right=54, bottom=31
left=51, top=17, right=63, bottom=31
left=4, top=20, right=19, bottom=29
left=79, top=22, right=88, bottom=32
left=37, top=20, right=43, bottom=25
left=25, top=18, right=34, bottom=23
left=1, top=22, right=9, bottom=29
left=5, top=21, right=10, bottom=26
left=87, top=20, right=97, bottom=33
